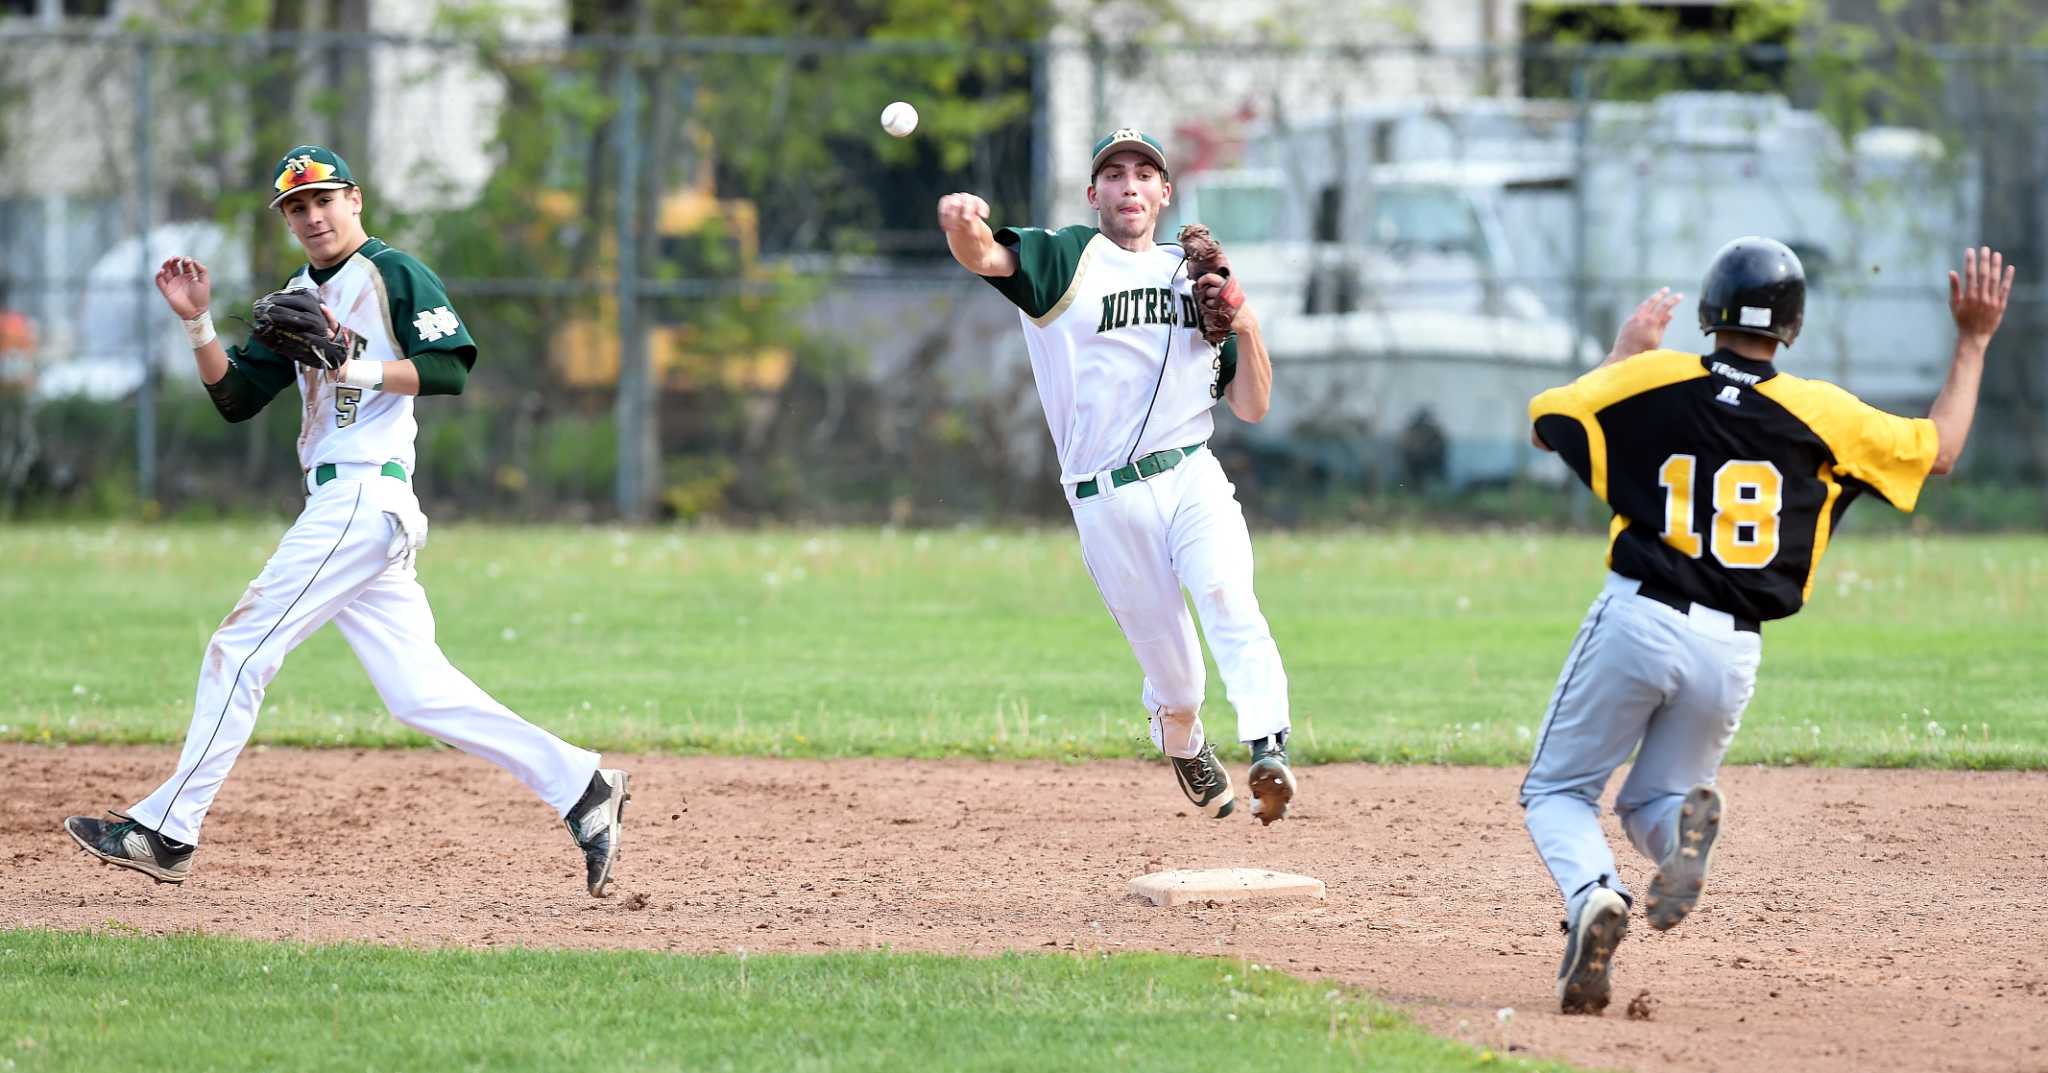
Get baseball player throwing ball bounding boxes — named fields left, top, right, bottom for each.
left=1525, top=238, right=2013, bottom=1013
left=63, top=145, right=631, bottom=897
left=938, top=129, right=1295, bottom=824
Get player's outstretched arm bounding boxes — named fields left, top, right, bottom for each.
left=1223, top=304, right=1272, bottom=423
left=155, top=257, right=230, bottom=384
left=1600, top=288, right=1683, bottom=369
left=1928, top=246, right=2015, bottom=475
left=937, top=193, right=1017, bottom=278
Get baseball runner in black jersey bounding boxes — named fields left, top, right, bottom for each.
left=1523, top=239, right=2014, bottom=1014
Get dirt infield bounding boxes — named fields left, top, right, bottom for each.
left=6, top=745, right=2046, bottom=1072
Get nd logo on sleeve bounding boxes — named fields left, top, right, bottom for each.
left=414, top=306, right=461, bottom=342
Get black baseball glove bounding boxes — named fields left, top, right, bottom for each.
left=250, top=288, right=362, bottom=371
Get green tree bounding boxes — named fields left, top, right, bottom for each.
left=427, top=0, right=1064, bottom=516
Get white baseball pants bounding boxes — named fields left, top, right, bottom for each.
left=126, top=473, right=601, bottom=844
left=1520, top=572, right=1762, bottom=919
left=1068, top=448, right=1290, bottom=759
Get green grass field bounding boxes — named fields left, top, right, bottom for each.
left=6, top=523, right=2033, bottom=1069
left=3, top=524, right=2042, bottom=767
left=8, top=524, right=2039, bottom=765
left=0, top=930, right=1567, bottom=1073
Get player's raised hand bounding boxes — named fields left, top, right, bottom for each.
left=1949, top=246, right=2015, bottom=343
left=936, top=193, right=991, bottom=235
left=1604, top=287, right=1684, bottom=366
left=154, top=256, right=211, bottom=320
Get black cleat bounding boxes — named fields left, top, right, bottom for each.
left=565, top=768, right=631, bottom=897
left=1247, top=737, right=1296, bottom=826
left=1645, top=784, right=1723, bottom=931
left=65, top=814, right=193, bottom=884
left=1558, top=887, right=1629, bottom=1015
left=1170, top=744, right=1235, bottom=819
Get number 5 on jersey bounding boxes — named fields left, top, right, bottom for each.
left=336, top=385, right=362, bottom=428
left=1657, top=454, right=1783, bottom=568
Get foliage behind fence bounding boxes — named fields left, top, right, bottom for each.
left=2, top=26, right=2045, bottom=527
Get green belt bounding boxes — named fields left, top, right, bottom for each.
left=1074, top=443, right=1204, bottom=500
left=312, top=461, right=409, bottom=487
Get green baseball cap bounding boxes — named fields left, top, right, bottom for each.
left=1090, top=128, right=1169, bottom=180
left=269, top=145, right=357, bottom=208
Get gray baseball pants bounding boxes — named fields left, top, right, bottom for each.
left=1520, top=572, right=1762, bottom=920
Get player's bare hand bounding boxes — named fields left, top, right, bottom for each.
left=1949, top=246, right=2015, bottom=342
left=1608, top=287, right=1683, bottom=362
left=1196, top=272, right=1248, bottom=336
left=154, top=257, right=211, bottom=320
left=937, top=193, right=991, bottom=235
left=318, top=304, right=349, bottom=382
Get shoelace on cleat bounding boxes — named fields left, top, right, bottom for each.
left=99, top=820, right=141, bottom=850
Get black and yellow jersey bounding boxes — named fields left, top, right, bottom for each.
left=1530, top=348, right=1938, bottom=622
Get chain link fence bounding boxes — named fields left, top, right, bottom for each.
left=3, top=30, right=2043, bottom=525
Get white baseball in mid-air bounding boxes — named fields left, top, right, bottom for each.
left=881, top=101, right=918, bottom=138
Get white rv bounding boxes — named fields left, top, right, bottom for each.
left=1167, top=158, right=1594, bottom=489
left=1168, top=92, right=1980, bottom=489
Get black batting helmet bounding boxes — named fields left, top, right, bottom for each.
left=1698, top=237, right=1804, bottom=347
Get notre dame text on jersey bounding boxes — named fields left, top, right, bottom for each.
left=1531, top=349, right=1938, bottom=621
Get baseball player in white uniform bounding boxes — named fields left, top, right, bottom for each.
left=937, top=129, right=1296, bottom=824
left=63, top=145, right=631, bottom=897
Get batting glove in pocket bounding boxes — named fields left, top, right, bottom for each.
left=382, top=507, right=430, bottom=572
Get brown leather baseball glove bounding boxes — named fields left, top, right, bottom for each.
left=1178, top=223, right=1245, bottom=345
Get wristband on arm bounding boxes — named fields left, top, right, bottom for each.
left=342, top=360, right=386, bottom=391
left=182, top=311, right=216, bottom=348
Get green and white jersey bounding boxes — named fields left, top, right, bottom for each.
left=982, top=225, right=1238, bottom=484
left=211, top=238, right=477, bottom=475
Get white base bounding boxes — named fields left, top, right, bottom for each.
left=1127, top=868, right=1326, bottom=907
